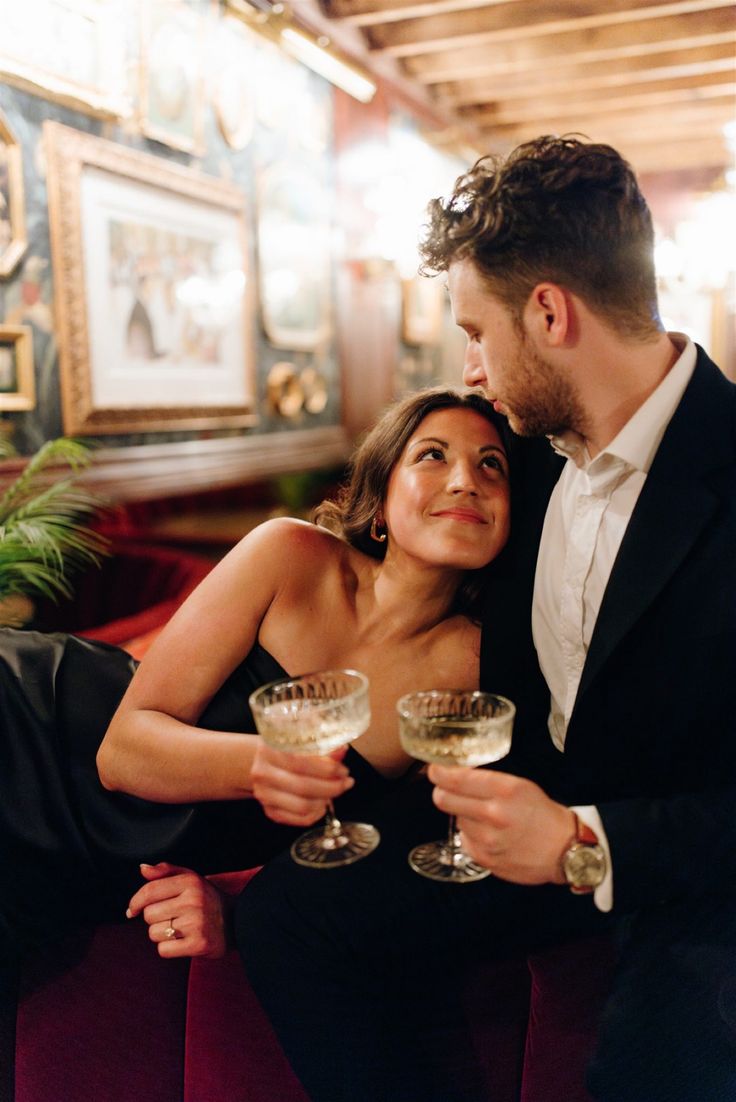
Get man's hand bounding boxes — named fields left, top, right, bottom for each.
left=428, top=766, right=575, bottom=885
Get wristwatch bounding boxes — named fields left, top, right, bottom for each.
left=561, top=814, right=607, bottom=895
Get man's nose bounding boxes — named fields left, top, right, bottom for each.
left=462, top=345, right=487, bottom=389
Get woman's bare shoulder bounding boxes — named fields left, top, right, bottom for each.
left=240, top=516, right=353, bottom=576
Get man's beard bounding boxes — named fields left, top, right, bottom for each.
left=500, top=342, right=587, bottom=439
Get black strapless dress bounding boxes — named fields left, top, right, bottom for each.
left=0, top=629, right=395, bottom=958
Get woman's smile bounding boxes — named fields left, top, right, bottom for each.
left=431, top=507, right=488, bottom=524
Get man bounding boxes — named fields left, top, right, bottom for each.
left=236, top=137, right=736, bottom=1101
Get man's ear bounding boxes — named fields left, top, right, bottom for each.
left=524, top=283, right=571, bottom=347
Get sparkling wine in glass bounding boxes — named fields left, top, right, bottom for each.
left=397, top=689, right=515, bottom=883
left=249, top=669, right=380, bottom=868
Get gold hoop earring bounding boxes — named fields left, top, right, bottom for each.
left=370, top=516, right=387, bottom=543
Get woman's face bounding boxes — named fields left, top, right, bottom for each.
left=383, top=406, right=510, bottom=572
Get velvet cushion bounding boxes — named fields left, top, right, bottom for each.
left=520, top=934, right=616, bottom=1102
left=16, top=922, right=189, bottom=1102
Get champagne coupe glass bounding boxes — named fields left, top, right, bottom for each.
left=249, top=669, right=380, bottom=868
left=397, top=689, right=515, bottom=883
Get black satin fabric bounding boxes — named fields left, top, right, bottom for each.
left=0, top=629, right=394, bottom=959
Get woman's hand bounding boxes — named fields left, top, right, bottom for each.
left=250, top=742, right=354, bottom=826
left=126, top=862, right=229, bottom=959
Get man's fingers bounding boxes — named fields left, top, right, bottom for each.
left=431, top=784, right=507, bottom=826
left=428, top=764, right=519, bottom=796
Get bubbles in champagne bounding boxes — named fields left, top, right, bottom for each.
left=398, top=714, right=512, bottom=766
left=258, top=701, right=369, bottom=755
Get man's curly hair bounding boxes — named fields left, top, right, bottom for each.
left=420, top=135, right=659, bottom=338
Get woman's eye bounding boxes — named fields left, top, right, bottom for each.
left=417, top=446, right=445, bottom=461
left=481, top=455, right=506, bottom=473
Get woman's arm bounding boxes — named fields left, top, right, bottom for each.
left=98, top=518, right=316, bottom=803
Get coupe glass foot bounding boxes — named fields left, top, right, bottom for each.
left=291, top=822, right=380, bottom=868
left=408, top=841, right=492, bottom=883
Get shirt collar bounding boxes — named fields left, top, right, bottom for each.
left=548, top=334, right=697, bottom=474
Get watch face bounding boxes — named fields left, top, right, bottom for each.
left=563, top=844, right=606, bottom=888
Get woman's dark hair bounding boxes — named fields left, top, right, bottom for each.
left=313, top=387, right=512, bottom=621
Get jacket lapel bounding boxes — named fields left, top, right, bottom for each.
left=574, top=348, right=734, bottom=706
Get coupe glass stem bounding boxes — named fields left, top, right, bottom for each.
left=321, top=801, right=349, bottom=849
left=324, top=800, right=342, bottom=835
left=446, top=814, right=462, bottom=866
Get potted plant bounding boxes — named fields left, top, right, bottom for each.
left=0, top=435, right=109, bottom=627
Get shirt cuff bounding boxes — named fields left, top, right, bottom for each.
left=570, top=804, right=613, bottom=912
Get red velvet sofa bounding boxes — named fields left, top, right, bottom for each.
left=14, top=870, right=615, bottom=1102
left=32, top=540, right=215, bottom=656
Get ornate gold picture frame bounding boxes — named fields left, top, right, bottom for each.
left=0, top=324, right=35, bottom=411
left=0, top=0, right=131, bottom=119
left=0, top=110, right=27, bottom=278
left=44, top=121, right=257, bottom=435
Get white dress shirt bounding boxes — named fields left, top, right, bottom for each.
left=532, top=335, right=696, bottom=909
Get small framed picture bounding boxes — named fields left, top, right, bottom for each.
left=140, top=0, right=205, bottom=155
left=0, top=324, right=35, bottom=410
left=401, top=276, right=444, bottom=346
left=211, top=16, right=256, bottom=151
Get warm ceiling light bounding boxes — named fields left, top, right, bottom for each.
left=280, top=27, right=376, bottom=104
left=225, top=0, right=376, bottom=104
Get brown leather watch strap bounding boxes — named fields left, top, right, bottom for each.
left=575, top=814, right=599, bottom=846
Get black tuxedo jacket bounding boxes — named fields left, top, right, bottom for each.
left=480, top=345, right=736, bottom=914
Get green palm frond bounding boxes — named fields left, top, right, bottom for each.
left=0, top=437, right=110, bottom=606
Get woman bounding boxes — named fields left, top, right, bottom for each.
left=98, top=386, right=512, bottom=957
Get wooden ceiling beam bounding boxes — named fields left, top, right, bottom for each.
left=437, top=42, right=736, bottom=106
left=403, top=11, right=736, bottom=81
left=472, top=128, right=734, bottom=174
left=322, top=0, right=514, bottom=26
left=607, top=138, right=733, bottom=173
left=365, top=0, right=735, bottom=58
left=478, top=102, right=736, bottom=144
left=461, top=74, right=736, bottom=127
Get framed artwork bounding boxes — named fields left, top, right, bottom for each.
left=401, top=276, right=444, bottom=346
left=139, top=0, right=205, bottom=155
left=211, top=16, right=256, bottom=151
left=0, top=110, right=27, bottom=278
left=255, top=39, right=300, bottom=133
left=0, top=0, right=131, bottom=119
left=0, top=324, right=35, bottom=411
left=44, top=120, right=257, bottom=436
left=257, top=163, right=332, bottom=351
